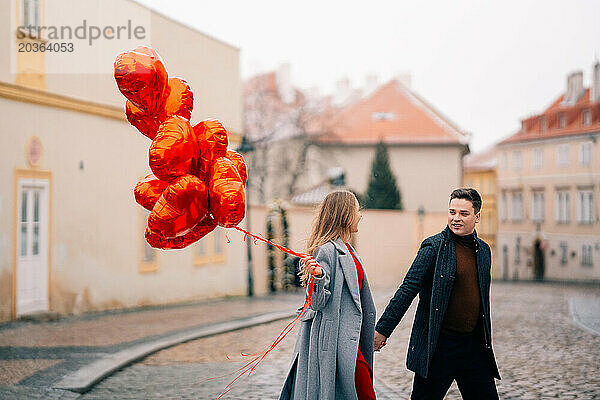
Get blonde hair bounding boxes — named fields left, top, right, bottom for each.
left=300, top=190, right=359, bottom=286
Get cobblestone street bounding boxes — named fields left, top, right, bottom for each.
left=77, top=282, right=600, bottom=400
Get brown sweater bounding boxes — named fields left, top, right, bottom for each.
left=441, top=231, right=481, bottom=334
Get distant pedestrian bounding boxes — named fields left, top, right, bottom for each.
left=374, top=188, right=500, bottom=399
left=279, top=190, right=377, bottom=400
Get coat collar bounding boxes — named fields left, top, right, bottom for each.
left=442, top=225, right=487, bottom=301
left=442, top=225, right=480, bottom=246
left=333, top=238, right=362, bottom=312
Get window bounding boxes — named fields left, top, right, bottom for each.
left=583, top=109, right=591, bottom=126
left=502, top=152, right=508, bottom=170
left=512, top=151, right=522, bottom=170
left=196, top=239, right=206, bottom=257
left=194, top=228, right=226, bottom=265
left=560, top=242, right=568, bottom=265
left=532, top=148, right=543, bottom=169
left=555, top=190, right=570, bottom=223
left=558, top=113, right=566, bottom=129
left=581, top=245, right=593, bottom=267
left=501, top=192, right=508, bottom=222
left=579, top=142, right=592, bottom=166
left=557, top=144, right=569, bottom=167
left=21, top=0, right=40, bottom=27
left=515, top=237, right=521, bottom=265
left=540, top=116, right=547, bottom=132
left=577, top=189, right=595, bottom=224
left=511, top=191, right=523, bottom=222
left=531, top=191, right=545, bottom=223
left=140, top=210, right=158, bottom=273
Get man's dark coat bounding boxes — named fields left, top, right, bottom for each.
left=375, top=226, right=501, bottom=379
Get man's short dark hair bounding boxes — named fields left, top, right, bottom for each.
left=450, top=188, right=482, bottom=214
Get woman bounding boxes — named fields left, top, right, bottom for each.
left=279, top=190, right=377, bottom=400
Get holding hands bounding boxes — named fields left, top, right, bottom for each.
left=374, top=331, right=387, bottom=352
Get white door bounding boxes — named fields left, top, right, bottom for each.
left=16, top=179, right=49, bottom=317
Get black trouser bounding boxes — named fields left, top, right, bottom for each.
left=411, top=329, right=498, bottom=400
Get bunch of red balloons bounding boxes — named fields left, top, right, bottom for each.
left=114, top=46, right=247, bottom=249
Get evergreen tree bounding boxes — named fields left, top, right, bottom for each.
left=364, top=140, right=402, bottom=209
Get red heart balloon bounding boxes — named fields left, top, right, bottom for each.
left=146, top=215, right=217, bottom=249
left=209, top=157, right=245, bottom=227
left=114, top=46, right=169, bottom=115
left=134, top=174, right=169, bottom=211
left=149, top=115, right=198, bottom=182
left=148, top=174, right=209, bottom=238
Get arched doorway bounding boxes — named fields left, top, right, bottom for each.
left=533, top=239, right=545, bottom=281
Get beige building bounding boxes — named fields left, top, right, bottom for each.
left=497, top=66, right=600, bottom=282
left=242, top=74, right=471, bottom=291
left=0, top=0, right=245, bottom=321
left=311, top=79, right=470, bottom=213
left=250, top=203, right=447, bottom=292
left=463, top=146, right=499, bottom=277
left=244, top=73, right=470, bottom=213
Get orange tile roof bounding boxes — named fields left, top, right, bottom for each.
left=312, top=80, right=469, bottom=145
left=501, top=89, right=600, bottom=144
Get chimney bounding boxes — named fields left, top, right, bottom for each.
left=276, top=63, right=296, bottom=104
left=591, top=61, right=600, bottom=103
left=562, top=70, right=584, bottom=105
left=333, top=77, right=351, bottom=107
left=362, top=74, right=378, bottom=98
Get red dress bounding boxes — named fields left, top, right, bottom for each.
left=346, top=243, right=377, bottom=400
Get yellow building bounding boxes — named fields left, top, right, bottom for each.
left=0, top=0, right=245, bottom=321
left=463, top=146, right=498, bottom=278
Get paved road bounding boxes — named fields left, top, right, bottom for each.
left=0, top=293, right=305, bottom=400
left=78, top=282, right=600, bottom=400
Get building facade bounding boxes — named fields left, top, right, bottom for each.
left=1, top=0, right=244, bottom=321
left=463, top=146, right=498, bottom=278
left=311, top=79, right=470, bottom=213
left=244, top=74, right=470, bottom=213
left=497, top=66, right=600, bottom=282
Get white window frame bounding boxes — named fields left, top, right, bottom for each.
left=21, top=0, right=40, bottom=27
left=558, top=113, right=566, bottom=129
left=501, top=192, right=508, bottom=222
left=540, top=116, right=547, bottom=132
left=512, top=151, right=522, bottom=171
left=583, top=109, right=591, bottom=126
left=531, top=191, right=545, bottom=223
left=577, top=189, right=595, bottom=225
left=555, top=190, right=570, bottom=224
left=557, top=144, right=569, bottom=167
left=511, top=191, right=523, bottom=222
left=532, top=148, right=543, bottom=169
left=579, top=142, right=592, bottom=166
left=559, top=242, right=568, bottom=265
left=581, top=244, right=593, bottom=267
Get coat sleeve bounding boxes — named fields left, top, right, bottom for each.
left=375, top=238, right=437, bottom=338
left=309, top=243, right=335, bottom=311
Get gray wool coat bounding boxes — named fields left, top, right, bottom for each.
left=279, top=238, right=376, bottom=400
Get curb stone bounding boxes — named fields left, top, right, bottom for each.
left=54, top=310, right=296, bottom=394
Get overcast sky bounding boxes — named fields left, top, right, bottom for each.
left=135, top=0, right=600, bottom=152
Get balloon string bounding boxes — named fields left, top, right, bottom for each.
left=233, top=226, right=310, bottom=258
left=212, top=226, right=317, bottom=399
left=214, top=275, right=315, bottom=400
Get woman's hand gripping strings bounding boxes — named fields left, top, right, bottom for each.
left=302, top=256, right=323, bottom=278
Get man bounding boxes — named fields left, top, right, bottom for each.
left=374, top=188, right=500, bottom=399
